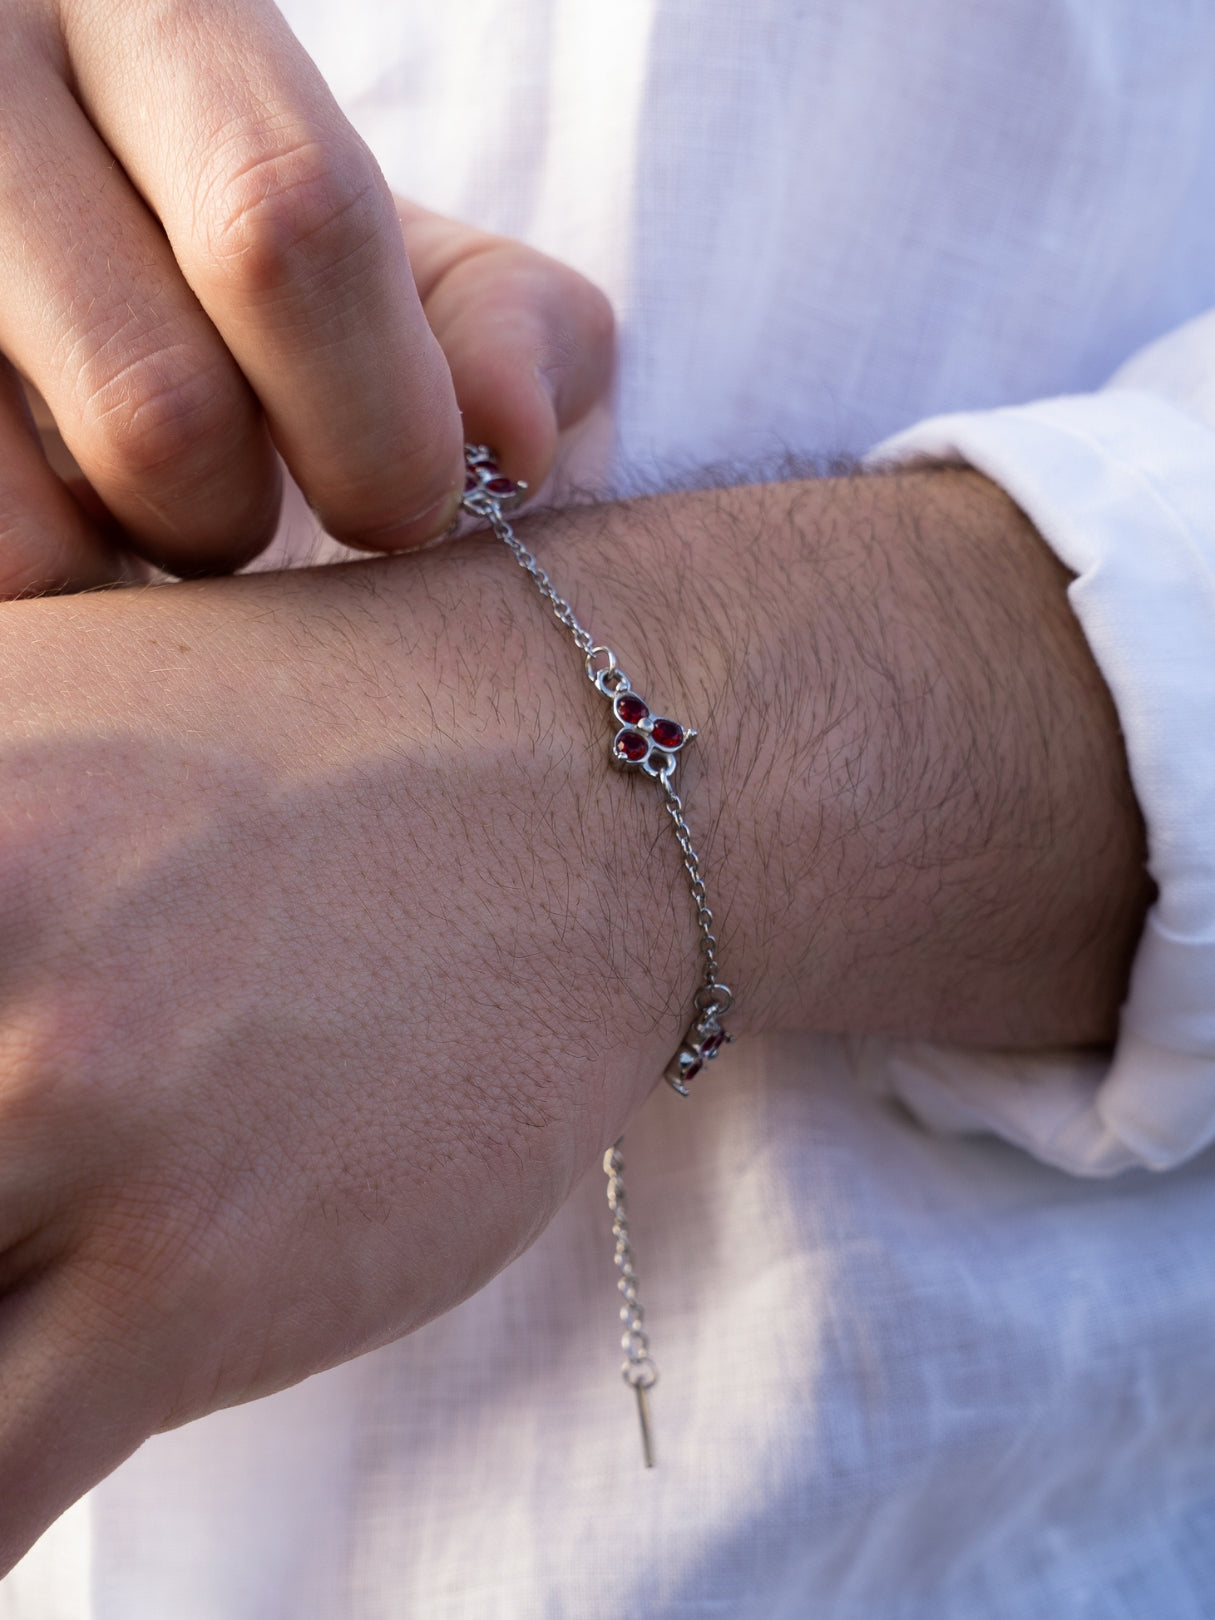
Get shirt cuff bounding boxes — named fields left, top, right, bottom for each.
left=859, top=380, right=1215, bottom=1175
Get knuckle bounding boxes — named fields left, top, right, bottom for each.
left=202, top=134, right=389, bottom=299
left=78, top=348, right=235, bottom=487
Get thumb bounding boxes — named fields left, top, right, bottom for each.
left=397, top=200, right=615, bottom=496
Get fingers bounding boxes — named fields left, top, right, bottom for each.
left=0, top=3, right=604, bottom=588
left=399, top=202, right=616, bottom=497
left=0, top=22, right=280, bottom=575
left=0, top=362, right=130, bottom=597
left=64, top=0, right=464, bottom=553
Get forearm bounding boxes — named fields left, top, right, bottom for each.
left=0, top=465, right=1147, bottom=1066
left=513, top=467, right=1150, bottom=1048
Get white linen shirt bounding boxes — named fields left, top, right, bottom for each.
left=6, top=2, right=1215, bottom=1615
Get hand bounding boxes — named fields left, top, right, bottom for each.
left=0, top=0, right=613, bottom=595
left=0, top=469, right=1148, bottom=1569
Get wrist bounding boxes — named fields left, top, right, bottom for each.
left=503, top=467, right=1149, bottom=1049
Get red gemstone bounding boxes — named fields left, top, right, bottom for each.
left=614, top=729, right=649, bottom=763
left=486, top=476, right=515, bottom=495
left=616, top=692, right=650, bottom=725
left=701, top=1030, right=726, bottom=1058
left=682, top=1059, right=703, bottom=1083
left=651, top=717, right=684, bottom=750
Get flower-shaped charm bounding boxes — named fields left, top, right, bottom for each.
left=664, top=1011, right=731, bottom=1095
left=610, top=688, right=696, bottom=777
left=463, top=444, right=527, bottom=507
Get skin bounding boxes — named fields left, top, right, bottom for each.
left=0, top=466, right=1151, bottom=1570
left=0, top=0, right=613, bottom=595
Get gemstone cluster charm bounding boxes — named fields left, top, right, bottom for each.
left=664, top=1010, right=732, bottom=1096
left=610, top=687, right=695, bottom=778
left=463, top=443, right=528, bottom=506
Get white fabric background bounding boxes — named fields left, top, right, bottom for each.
left=865, top=313, right=1215, bottom=1173
left=5, top=2, right=1215, bottom=1614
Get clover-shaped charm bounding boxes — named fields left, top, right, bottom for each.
left=463, top=444, right=527, bottom=506
left=664, top=1011, right=731, bottom=1095
left=610, top=688, right=696, bottom=776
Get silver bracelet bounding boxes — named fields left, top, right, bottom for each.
left=461, top=446, right=733, bottom=1465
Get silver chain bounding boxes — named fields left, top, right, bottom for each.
left=603, top=1138, right=657, bottom=1467
left=461, top=448, right=732, bottom=1047
left=461, top=444, right=735, bottom=1465
left=659, top=779, right=724, bottom=1019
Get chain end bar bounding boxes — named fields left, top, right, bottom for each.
left=635, top=1382, right=656, bottom=1469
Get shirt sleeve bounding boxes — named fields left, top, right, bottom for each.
left=851, top=307, right=1215, bottom=1176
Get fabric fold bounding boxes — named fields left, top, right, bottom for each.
left=865, top=332, right=1215, bottom=1174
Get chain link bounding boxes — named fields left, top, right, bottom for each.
left=659, top=775, right=725, bottom=1015
left=603, top=1139, right=656, bottom=1467
left=463, top=485, right=597, bottom=658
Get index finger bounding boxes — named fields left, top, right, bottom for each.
left=65, top=0, right=465, bottom=550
